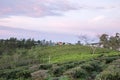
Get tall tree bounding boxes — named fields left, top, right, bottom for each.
left=99, top=34, right=109, bottom=48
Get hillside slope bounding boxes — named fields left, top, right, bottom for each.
left=28, top=45, right=119, bottom=63
left=0, top=45, right=120, bottom=80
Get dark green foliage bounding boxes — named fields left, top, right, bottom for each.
left=51, top=66, right=66, bottom=77
left=39, top=64, right=52, bottom=70
left=97, top=55, right=120, bottom=64
left=95, top=59, right=120, bottom=80
left=73, top=67, right=88, bottom=79
left=0, top=78, right=6, bottom=80
left=88, top=60, right=103, bottom=72
left=0, top=67, right=31, bottom=79
left=63, top=63, right=75, bottom=69
left=46, top=76, right=69, bottom=80
left=64, top=67, right=88, bottom=79
left=49, top=61, right=85, bottom=77
left=0, top=38, right=37, bottom=55
left=99, top=33, right=120, bottom=50
left=61, top=61, right=82, bottom=70
left=0, top=38, right=54, bottom=55
left=104, top=57, right=118, bottom=64
left=16, top=70, right=31, bottom=78
left=81, top=63, right=94, bottom=72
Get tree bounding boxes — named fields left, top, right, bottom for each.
left=99, top=34, right=109, bottom=48
left=78, top=34, right=97, bottom=54
left=99, top=33, right=120, bottom=51
left=109, top=33, right=120, bottom=50
left=78, top=34, right=89, bottom=45
left=115, top=33, right=120, bottom=49
left=76, top=41, right=81, bottom=45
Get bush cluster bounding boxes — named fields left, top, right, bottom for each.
left=0, top=67, right=31, bottom=80
left=95, top=59, right=120, bottom=80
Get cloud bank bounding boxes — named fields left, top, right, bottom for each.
left=0, top=0, right=119, bottom=17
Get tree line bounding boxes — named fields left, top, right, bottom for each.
left=0, top=38, right=54, bottom=55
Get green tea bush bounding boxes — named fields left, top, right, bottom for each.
left=95, top=59, right=120, bottom=80
left=16, top=70, right=31, bottom=78
left=15, top=77, right=32, bottom=80
left=104, top=56, right=119, bottom=64
left=59, top=76, right=69, bottom=80
left=64, top=67, right=88, bottom=79
left=95, top=69, right=120, bottom=80
left=63, top=63, right=75, bottom=70
left=88, top=60, right=102, bottom=72
left=81, top=63, right=94, bottom=72
left=0, top=78, right=6, bottom=80
left=0, top=67, right=31, bottom=79
left=46, top=76, right=69, bottom=80
left=74, top=67, right=88, bottom=79
left=39, top=64, right=52, bottom=70
left=51, top=66, right=65, bottom=77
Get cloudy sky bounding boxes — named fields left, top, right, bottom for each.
left=0, top=0, right=120, bottom=42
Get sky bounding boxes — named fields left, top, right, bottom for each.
left=0, top=0, right=120, bottom=43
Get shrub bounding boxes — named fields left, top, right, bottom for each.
left=74, top=67, right=88, bottom=79
left=0, top=67, right=31, bottom=79
left=51, top=66, right=65, bottom=77
left=39, top=64, right=52, bottom=70
left=88, top=60, right=102, bottom=72
left=81, top=63, right=94, bottom=72
left=64, top=67, right=88, bottom=79
left=15, top=77, right=32, bottom=80
left=63, top=63, right=75, bottom=69
left=104, top=56, right=119, bottom=64
left=31, top=70, right=48, bottom=80
left=0, top=78, right=6, bottom=80
left=46, top=76, right=69, bottom=80
left=16, top=70, right=31, bottom=78
left=95, top=59, right=120, bottom=80
left=59, top=76, right=69, bottom=80
left=95, top=69, right=120, bottom=80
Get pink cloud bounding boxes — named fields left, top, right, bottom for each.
left=0, top=0, right=79, bottom=17
left=0, top=7, right=12, bottom=15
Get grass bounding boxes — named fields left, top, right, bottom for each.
left=28, top=45, right=120, bottom=63
left=51, top=53, right=99, bottom=63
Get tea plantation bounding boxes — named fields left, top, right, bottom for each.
left=0, top=45, right=120, bottom=80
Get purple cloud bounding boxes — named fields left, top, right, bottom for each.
left=0, top=0, right=119, bottom=17
left=0, top=0, right=79, bottom=17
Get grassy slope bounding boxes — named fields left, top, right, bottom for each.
left=28, top=45, right=120, bottom=63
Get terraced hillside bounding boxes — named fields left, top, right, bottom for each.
left=35, top=55, right=120, bottom=80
